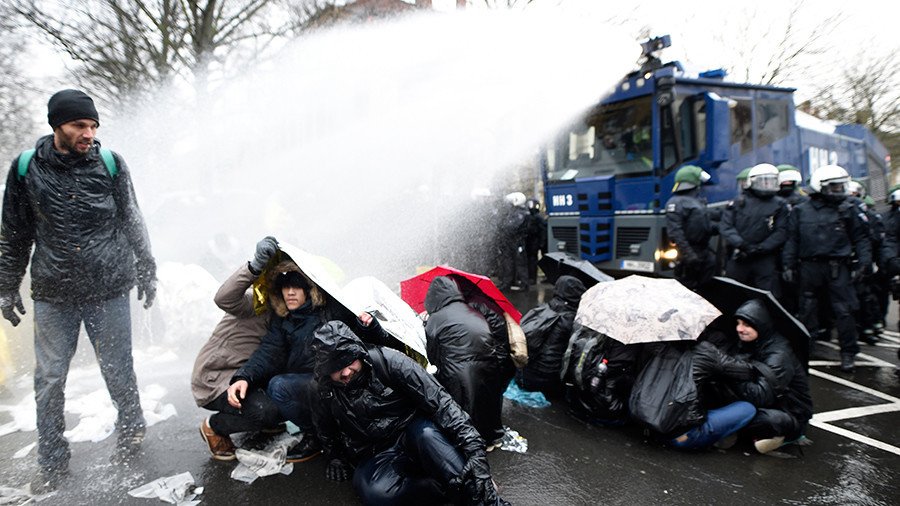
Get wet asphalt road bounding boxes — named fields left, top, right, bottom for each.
left=0, top=283, right=899, bottom=505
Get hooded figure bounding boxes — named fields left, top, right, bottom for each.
left=423, top=277, right=514, bottom=445
left=517, top=275, right=586, bottom=395
left=312, top=321, right=507, bottom=506
left=732, top=299, right=813, bottom=453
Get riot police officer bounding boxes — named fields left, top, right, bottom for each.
left=666, top=165, right=716, bottom=290
left=777, top=164, right=808, bottom=210
left=736, top=167, right=751, bottom=193
left=782, top=165, right=872, bottom=372
left=848, top=181, right=885, bottom=344
left=879, top=185, right=900, bottom=333
left=720, top=163, right=789, bottom=293
left=498, top=192, right=531, bottom=291
left=524, top=198, right=547, bottom=285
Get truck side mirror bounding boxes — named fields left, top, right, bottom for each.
left=700, top=92, right=731, bottom=166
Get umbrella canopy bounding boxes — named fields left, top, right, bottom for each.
left=343, top=276, right=430, bottom=365
left=400, top=265, right=522, bottom=323
left=538, top=252, right=614, bottom=288
left=275, top=244, right=363, bottom=316
left=696, top=276, right=810, bottom=367
left=575, top=275, right=722, bottom=344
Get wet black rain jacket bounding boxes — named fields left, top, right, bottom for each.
left=519, top=275, right=586, bottom=390
left=0, top=135, right=155, bottom=303
left=313, top=321, right=485, bottom=466
left=424, top=277, right=513, bottom=439
left=720, top=191, right=789, bottom=254
left=733, top=300, right=813, bottom=426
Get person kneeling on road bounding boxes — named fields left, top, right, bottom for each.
left=732, top=300, right=813, bottom=454
left=313, top=320, right=509, bottom=506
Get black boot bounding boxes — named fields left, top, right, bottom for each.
left=840, top=353, right=855, bottom=373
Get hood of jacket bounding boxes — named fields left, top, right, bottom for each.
left=313, top=320, right=370, bottom=381
left=423, top=276, right=465, bottom=314
left=552, top=275, right=587, bottom=309
left=267, top=260, right=303, bottom=318
left=735, top=299, right=773, bottom=340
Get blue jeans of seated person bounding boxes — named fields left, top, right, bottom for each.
left=669, top=401, right=756, bottom=450
left=266, top=373, right=318, bottom=431
left=33, top=294, right=145, bottom=472
left=353, top=418, right=466, bottom=506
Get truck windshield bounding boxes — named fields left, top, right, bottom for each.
left=546, top=95, right=653, bottom=181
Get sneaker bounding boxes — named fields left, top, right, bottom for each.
left=30, top=468, right=67, bottom=495
left=754, top=436, right=785, bottom=454
left=200, top=417, right=236, bottom=461
left=286, top=436, right=321, bottom=463
left=112, top=430, right=145, bottom=464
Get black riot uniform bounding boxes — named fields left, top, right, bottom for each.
left=666, top=188, right=716, bottom=290
left=851, top=197, right=886, bottom=343
left=782, top=194, right=872, bottom=363
left=720, top=190, right=789, bottom=293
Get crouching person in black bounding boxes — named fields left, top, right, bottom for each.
left=312, top=320, right=509, bottom=506
left=732, top=300, right=813, bottom=454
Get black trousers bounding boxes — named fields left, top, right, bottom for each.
left=726, top=253, right=780, bottom=296
left=798, top=261, right=859, bottom=356
left=742, top=408, right=805, bottom=441
left=204, top=388, right=283, bottom=436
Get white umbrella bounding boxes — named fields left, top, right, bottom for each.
left=575, top=275, right=721, bottom=344
left=343, top=276, right=430, bottom=365
left=278, top=244, right=362, bottom=315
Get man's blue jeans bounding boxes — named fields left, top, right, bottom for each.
left=266, top=373, right=318, bottom=431
left=33, top=294, right=145, bottom=472
left=669, top=401, right=756, bottom=450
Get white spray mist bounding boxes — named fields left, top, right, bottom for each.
left=104, top=8, right=637, bottom=286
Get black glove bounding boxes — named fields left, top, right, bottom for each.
left=0, top=291, right=25, bottom=326
left=135, top=260, right=157, bottom=309
left=888, top=258, right=900, bottom=277
left=325, top=458, right=352, bottom=482
left=680, top=248, right=699, bottom=265
left=249, top=236, right=279, bottom=274
left=782, top=269, right=796, bottom=284
left=456, top=452, right=499, bottom=506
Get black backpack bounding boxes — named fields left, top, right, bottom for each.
left=519, top=304, right=561, bottom=360
left=628, top=345, right=700, bottom=435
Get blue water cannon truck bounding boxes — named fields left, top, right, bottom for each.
left=542, top=35, right=891, bottom=277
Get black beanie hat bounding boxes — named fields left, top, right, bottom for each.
left=47, top=89, right=99, bottom=128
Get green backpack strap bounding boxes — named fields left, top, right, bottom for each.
left=16, top=147, right=117, bottom=178
left=17, top=149, right=36, bottom=178
left=99, top=148, right=118, bottom=177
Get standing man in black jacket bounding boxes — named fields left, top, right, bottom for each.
left=782, top=165, right=871, bottom=372
left=0, top=90, right=157, bottom=493
left=666, top=165, right=716, bottom=290
left=720, top=163, right=789, bottom=294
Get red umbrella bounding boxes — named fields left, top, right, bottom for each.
left=400, top=265, right=522, bottom=323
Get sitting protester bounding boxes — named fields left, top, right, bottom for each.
left=732, top=299, right=813, bottom=454
left=193, top=236, right=283, bottom=461
left=423, top=276, right=515, bottom=447
left=516, top=275, right=586, bottom=396
left=226, top=260, right=400, bottom=463
left=630, top=340, right=758, bottom=450
left=313, top=320, right=509, bottom=506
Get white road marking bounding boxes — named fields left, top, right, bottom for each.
left=808, top=369, right=900, bottom=403
left=814, top=341, right=895, bottom=367
left=808, top=420, right=900, bottom=457
left=808, top=360, right=883, bottom=368
left=813, top=403, right=900, bottom=423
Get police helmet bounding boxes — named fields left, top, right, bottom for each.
left=747, top=163, right=779, bottom=195
left=525, top=198, right=541, bottom=212
left=673, top=165, right=711, bottom=192
left=888, top=184, right=900, bottom=205
left=777, top=167, right=802, bottom=186
left=848, top=180, right=866, bottom=198
left=504, top=192, right=527, bottom=207
left=809, top=165, right=850, bottom=199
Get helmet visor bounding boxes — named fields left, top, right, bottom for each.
left=823, top=181, right=848, bottom=196
left=750, top=174, right=778, bottom=193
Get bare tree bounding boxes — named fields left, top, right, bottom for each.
left=12, top=0, right=301, bottom=105
left=0, top=5, right=41, bottom=174
left=715, top=1, right=842, bottom=86
left=475, top=0, right=537, bottom=8
left=805, top=50, right=900, bottom=178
